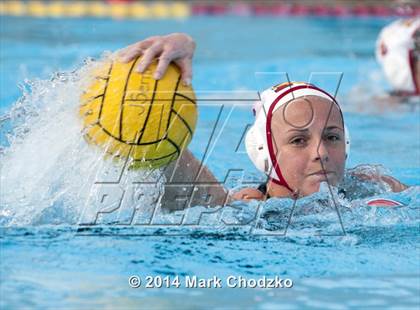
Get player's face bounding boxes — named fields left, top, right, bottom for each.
left=270, top=96, right=346, bottom=196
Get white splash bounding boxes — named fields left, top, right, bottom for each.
left=0, top=55, right=164, bottom=226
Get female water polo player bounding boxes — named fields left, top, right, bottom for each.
left=119, top=33, right=409, bottom=204
left=376, top=17, right=420, bottom=98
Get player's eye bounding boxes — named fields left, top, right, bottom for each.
left=325, top=134, right=341, bottom=142
left=290, top=136, right=307, bottom=146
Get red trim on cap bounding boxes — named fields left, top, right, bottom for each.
left=367, top=198, right=403, bottom=207
left=265, top=84, right=342, bottom=193
left=408, top=24, right=420, bottom=95
left=408, top=49, right=419, bottom=95
left=269, top=177, right=287, bottom=187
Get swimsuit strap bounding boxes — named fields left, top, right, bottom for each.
left=258, top=183, right=345, bottom=200
left=257, top=183, right=271, bottom=199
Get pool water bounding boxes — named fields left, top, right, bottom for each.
left=1, top=16, right=419, bottom=309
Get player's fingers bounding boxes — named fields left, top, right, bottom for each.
left=118, top=38, right=158, bottom=63
left=136, top=43, right=162, bottom=73
left=175, top=58, right=193, bottom=86
left=154, top=53, right=173, bottom=80
left=118, top=46, right=144, bottom=63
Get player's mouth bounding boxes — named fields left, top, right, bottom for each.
left=307, top=170, right=336, bottom=181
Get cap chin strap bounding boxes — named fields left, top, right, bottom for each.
left=245, top=84, right=351, bottom=192
left=245, top=125, right=293, bottom=191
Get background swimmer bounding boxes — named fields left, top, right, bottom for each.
left=119, top=33, right=409, bottom=204
left=375, top=17, right=420, bottom=103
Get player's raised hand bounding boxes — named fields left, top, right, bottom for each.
left=118, top=33, right=196, bottom=86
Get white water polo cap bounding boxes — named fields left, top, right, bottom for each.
left=376, top=17, right=420, bottom=95
left=245, top=82, right=351, bottom=191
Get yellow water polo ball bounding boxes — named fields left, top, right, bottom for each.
left=79, top=57, right=197, bottom=169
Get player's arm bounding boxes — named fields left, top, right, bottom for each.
left=161, top=149, right=228, bottom=210
left=119, top=33, right=195, bottom=86
left=351, top=171, right=409, bottom=192
left=377, top=175, right=408, bottom=192
left=229, top=188, right=265, bottom=201
left=120, top=34, right=230, bottom=209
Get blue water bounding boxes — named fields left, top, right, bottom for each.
left=1, top=16, right=419, bottom=309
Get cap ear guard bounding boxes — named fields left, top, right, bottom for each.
left=245, top=124, right=271, bottom=174
left=344, top=124, right=351, bottom=159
